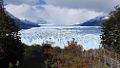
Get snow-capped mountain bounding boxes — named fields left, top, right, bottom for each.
left=6, top=11, right=40, bottom=29
left=75, top=16, right=106, bottom=26
left=14, top=19, right=40, bottom=29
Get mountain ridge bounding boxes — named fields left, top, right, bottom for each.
left=74, top=16, right=106, bottom=26
left=6, top=11, right=40, bottom=29
left=6, top=10, right=107, bottom=30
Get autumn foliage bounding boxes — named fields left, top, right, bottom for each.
left=23, top=39, right=101, bottom=68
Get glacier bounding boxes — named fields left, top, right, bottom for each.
left=20, top=26, right=101, bottom=50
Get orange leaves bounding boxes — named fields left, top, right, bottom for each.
left=41, top=40, right=101, bottom=68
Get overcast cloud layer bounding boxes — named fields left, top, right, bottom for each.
left=45, top=0, right=120, bottom=12
left=4, top=0, right=120, bottom=25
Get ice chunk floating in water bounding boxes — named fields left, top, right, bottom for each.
left=20, top=26, right=101, bottom=50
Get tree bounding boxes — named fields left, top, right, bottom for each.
left=42, top=43, right=56, bottom=68
left=24, top=44, right=42, bottom=57
left=23, top=44, right=45, bottom=68
left=0, top=0, right=24, bottom=67
left=59, top=39, right=83, bottom=68
left=101, top=6, right=120, bottom=53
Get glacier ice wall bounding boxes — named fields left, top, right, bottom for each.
left=20, top=26, right=101, bottom=50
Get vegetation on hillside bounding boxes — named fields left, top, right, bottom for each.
left=22, top=39, right=107, bottom=68
left=101, top=6, right=120, bottom=53
left=0, top=0, right=24, bottom=68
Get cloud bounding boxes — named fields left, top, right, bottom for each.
left=5, top=0, right=118, bottom=25
left=5, top=0, right=120, bottom=12
left=43, top=5, right=104, bottom=25
left=4, top=0, right=45, bottom=5
left=45, top=0, right=120, bottom=12
left=5, top=4, right=46, bottom=22
left=5, top=4, right=104, bottom=25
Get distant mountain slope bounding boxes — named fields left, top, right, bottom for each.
left=13, top=19, right=40, bottom=29
left=76, top=16, right=106, bottom=26
left=6, top=11, right=40, bottom=29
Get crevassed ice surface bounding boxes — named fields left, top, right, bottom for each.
left=20, top=26, right=101, bottom=50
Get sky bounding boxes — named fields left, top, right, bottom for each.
left=4, top=0, right=120, bottom=25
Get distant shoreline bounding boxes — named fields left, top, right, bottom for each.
left=38, top=25, right=101, bottom=29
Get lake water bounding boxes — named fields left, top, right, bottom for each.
left=20, top=26, right=101, bottom=50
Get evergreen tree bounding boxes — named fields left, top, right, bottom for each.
left=0, top=0, right=24, bottom=67
left=101, top=6, right=120, bottom=53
